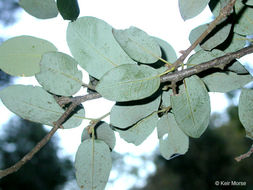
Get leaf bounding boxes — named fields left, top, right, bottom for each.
left=234, top=0, right=253, bottom=35
left=116, top=112, right=158, bottom=146
left=245, top=0, right=253, bottom=6
left=157, top=113, right=189, bottom=160
left=238, top=89, right=253, bottom=139
left=75, top=139, right=112, bottom=190
left=201, top=72, right=253, bottom=92
left=35, top=52, right=83, bottom=96
left=178, top=0, right=210, bottom=20
left=189, top=23, right=232, bottom=51
left=113, top=26, right=161, bottom=63
left=171, top=75, right=210, bottom=138
left=0, top=35, right=57, bottom=77
left=110, top=95, right=161, bottom=129
left=57, top=0, right=80, bottom=21
left=81, top=122, right=116, bottom=150
left=209, top=0, right=230, bottom=18
left=67, top=16, right=136, bottom=79
left=187, top=49, right=248, bottom=74
left=161, top=89, right=173, bottom=108
left=0, top=85, right=85, bottom=129
left=96, top=64, right=160, bottom=102
left=19, top=0, right=58, bottom=19
left=223, top=33, right=246, bottom=53
left=154, top=37, right=177, bottom=63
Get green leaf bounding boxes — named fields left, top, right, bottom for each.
left=178, top=0, right=210, bottom=20
left=189, top=23, right=232, bottom=51
left=81, top=122, right=116, bottom=150
left=245, top=0, right=253, bottom=6
left=154, top=37, right=177, bottom=63
left=238, top=89, right=253, bottom=139
left=75, top=139, right=112, bottom=190
left=67, top=16, right=136, bottom=79
left=223, top=33, right=246, bottom=53
left=201, top=72, right=253, bottom=92
left=35, top=52, right=83, bottom=96
left=0, top=36, right=57, bottom=77
left=187, top=49, right=248, bottom=74
left=57, top=0, right=80, bottom=21
left=157, top=113, right=189, bottom=160
left=0, top=85, right=84, bottom=129
left=171, top=75, right=210, bottom=138
left=113, top=26, right=161, bottom=63
left=116, top=112, right=158, bottom=146
left=234, top=0, right=253, bottom=35
left=96, top=64, right=160, bottom=102
left=19, top=0, right=58, bottom=19
left=161, top=90, right=173, bottom=108
left=110, top=95, right=161, bottom=129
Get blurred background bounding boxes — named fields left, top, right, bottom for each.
left=0, top=0, right=253, bottom=189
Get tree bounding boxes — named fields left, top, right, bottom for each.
left=0, top=117, right=74, bottom=190
left=132, top=105, right=253, bottom=190
left=0, top=0, right=253, bottom=189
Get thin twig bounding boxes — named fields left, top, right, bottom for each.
left=160, top=45, right=253, bottom=83
left=235, top=144, right=253, bottom=162
left=0, top=93, right=102, bottom=178
left=169, top=0, right=236, bottom=71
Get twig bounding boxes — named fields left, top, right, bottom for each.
left=0, top=93, right=102, bottom=178
left=235, top=144, right=253, bottom=162
left=160, top=45, right=253, bottom=83
left=170, top=0, right=236, bottom=71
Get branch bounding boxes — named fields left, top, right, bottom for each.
left=0, top=93, right=102, bottom=178
left=235, top=144, right=253, bottom=162
left=160, top=45, right=253, bottom=83
left=170, top=0, right=236, bottom=70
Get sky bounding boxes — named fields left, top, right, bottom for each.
left=1, top=0, right=252, bottom=189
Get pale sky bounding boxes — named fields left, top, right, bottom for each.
left=1, top=1, right=248, bottom=189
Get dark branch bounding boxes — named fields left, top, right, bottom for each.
left=160, top=45, right=253, bottom=83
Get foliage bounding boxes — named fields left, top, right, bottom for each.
left=0, top=0, right=253, bottom=189
left=0, top=117, right=74, bottom=190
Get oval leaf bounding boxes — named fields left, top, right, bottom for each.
left=0, top=85, right=84, bottom=129
left=110, top=95, right=161, bottom=129
left=158, top=113, right=189, bottom=160
left=161, top=89, right=173, bottom=108
left=35, top=52, right=83, bottom=96
left=81, top=122, right=116, bottom=150
left=171, top=75, right=211, bottom=138
left=179, top=0, right=210, bottom=20
left=234, top=0, right=253, bottom=35
left=96, top=64, right=160, bottom=102
left=238, top=89, right=253, bottom=139
left=202, top=72, right=253, bottom=92
left=19, top=0, right=58, bottom=19
left=57, top=0, right=80, bottom=21
left=116, top=112, right=158, bottom=146
left=75, top=139, right=112, bottom=190
left=113, top=26, right=161, bottom=63
left=67, top=16, right=136, bottom=79
left=0, top=36, right=57, bottom=77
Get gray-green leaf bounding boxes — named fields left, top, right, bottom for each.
left=81, top=122, right=116, bottom=150
left=234, top=0, right=253, bottom=35
left=35, top=52, right=83, bottom=96
left=171, top=75, right=210, bottom=138
left=0, top=35, right=57, bottom=77
left=0, top=85, right=84, bottom=129
left=116, top=112, right=158, bottom=146
left=238, top=89, right=253, bottom=139
left=158, top=113, right=189, bottom=159
left=202, top=72, right=253, bottom=92
left=110, top=95, right=161, bottom=129
left=179, top=0, right=210, bottom=20
left=19, top=0, right=58, bottom=19
left=113, top=26, right=161, bottom=63
left=67, top=16, right=136, bottom=79
left=75, top=139, right=112, bottom=190
left=96, top=64, right=160, bottom=102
